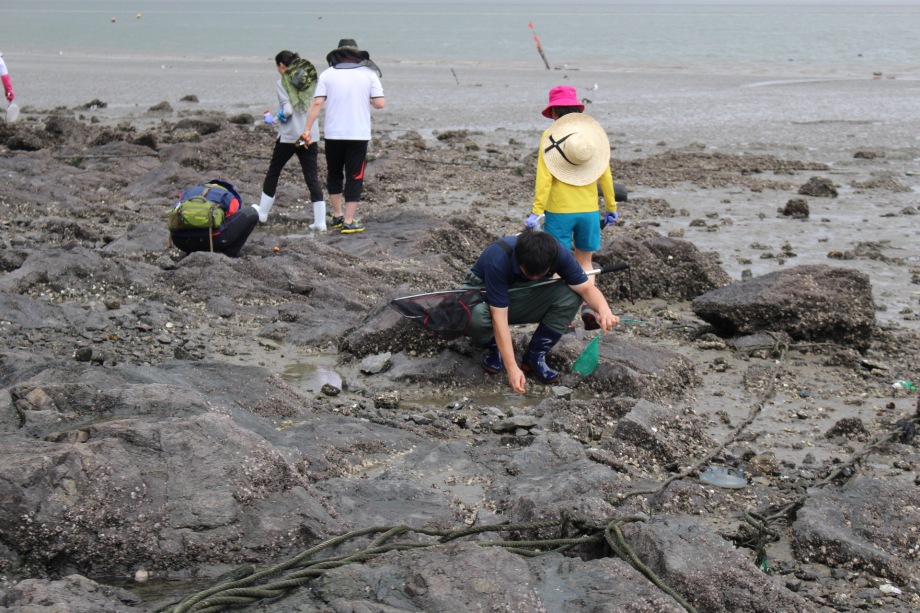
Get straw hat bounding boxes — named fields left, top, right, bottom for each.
left=541, top=113, right=610, bottom=186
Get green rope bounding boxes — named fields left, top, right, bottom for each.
left=159, top=515, right=703, bottom=613
left=159, top=369, right=918, bottom=613
left=725, top=412, right=920, bottom=566
left=167, top=525, right=396, bottom=613
left=478, top=535, right=602, bottom=550
left=604, top=517, right=699, bottom=613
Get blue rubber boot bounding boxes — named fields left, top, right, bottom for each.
left=481, top=338, right=504, bottom=374
left=522, top=323, right=563, bottom=383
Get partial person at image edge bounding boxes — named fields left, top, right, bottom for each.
left=0, top=50, right=15, bottom=102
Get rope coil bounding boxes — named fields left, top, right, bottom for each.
left=158, top=362, right=918, bottom=613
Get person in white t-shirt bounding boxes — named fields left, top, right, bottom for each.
left=304, top=39, right=385, bottom=234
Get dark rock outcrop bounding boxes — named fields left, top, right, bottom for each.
left=596, top=235, right=731, bottom=302
left=692, top=265, right=875, bottom=350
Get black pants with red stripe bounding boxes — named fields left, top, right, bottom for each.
left=323, top=139, right=369, bottom=202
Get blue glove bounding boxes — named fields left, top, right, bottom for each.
left=602, top=211, right=619, bottom=228
left=525, top=213, right=541, bottom=229
left=276, top=107, right=288, bottom=123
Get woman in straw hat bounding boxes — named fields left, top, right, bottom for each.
left=526, top=86, right=619, bottom=330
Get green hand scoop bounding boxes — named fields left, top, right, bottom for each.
left=572, top=333, right=602, bottom=376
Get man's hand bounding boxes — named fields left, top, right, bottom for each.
left=506, top=364, right=527, bottom=394
left=596, top=311, right=620, bottom=333
left=573, top=282, right=620, bottom=333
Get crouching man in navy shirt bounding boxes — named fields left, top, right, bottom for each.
left=462, top=228, right=619, bottom=393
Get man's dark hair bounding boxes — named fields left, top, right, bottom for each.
left=515, top=229, right=558, bottom=277
left=554, top=106, right=582, bottom=118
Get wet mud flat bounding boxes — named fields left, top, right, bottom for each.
left=0, top=64, right=919, bottom=611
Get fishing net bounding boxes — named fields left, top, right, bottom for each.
left=572, top=334, right=602, bottom=376
left=389, top=289, right=485, bottom=340
left=389, top=260, right=632, bottom=344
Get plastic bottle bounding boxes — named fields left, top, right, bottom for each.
left=263, top=110, right=275, bottom=125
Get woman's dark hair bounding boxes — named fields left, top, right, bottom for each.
left=554, top=106, right=582, bottom=118
left=515, top=229, right=558, bottom=277
left=275, top=50, right=299, bottom=67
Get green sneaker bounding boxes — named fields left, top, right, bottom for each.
left=340, top=219, right=365, bottom=234
left=330, top=215, right=344, bottom=229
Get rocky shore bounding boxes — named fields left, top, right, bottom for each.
left=1, top=70, right=919, bottom=612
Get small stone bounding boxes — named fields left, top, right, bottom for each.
left=373, top=390, right=400, bottom=410
left=508, top=415, right=539, bottom=429
left=780, top=198, right=810, bottom=219
left=798, top=176, right=838, bottom=198
left=360, top=352, right=392, bottom=375
left=551, top=386, right=572, bottom=399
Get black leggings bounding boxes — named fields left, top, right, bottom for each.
left=262, top=140, right=323, bottom=202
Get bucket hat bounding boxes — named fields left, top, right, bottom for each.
left=326, top=38, right=382, bottom=77
left=542, top=85, right=585, bottom=119
left=541, top=113, right=610, bottom=186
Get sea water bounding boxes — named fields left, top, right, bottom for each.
left=2, top=1, right=920, bottom=74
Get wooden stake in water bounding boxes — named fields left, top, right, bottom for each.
left=528, top=22, right=551, bottom=70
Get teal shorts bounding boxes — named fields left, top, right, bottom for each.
left=544, top=211, right=601, bottom=252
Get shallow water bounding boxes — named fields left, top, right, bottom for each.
left=5, top=1, right=920, bottom=72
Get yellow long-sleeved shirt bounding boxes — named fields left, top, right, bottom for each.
left=532, top=125, right=617, bottom=216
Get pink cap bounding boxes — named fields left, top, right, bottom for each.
left=542, top=85, right=584, bottom=119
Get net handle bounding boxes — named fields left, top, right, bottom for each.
left=390, top=261, right=631, bottom=304
left=594, top=262, right=629, bottom=275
